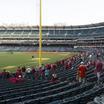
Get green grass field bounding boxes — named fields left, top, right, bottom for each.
left=0, top=52, right=77, bottom=72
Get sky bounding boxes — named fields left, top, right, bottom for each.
left=0, top=0, right=104, bottom=26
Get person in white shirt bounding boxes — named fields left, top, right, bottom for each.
left=26, top=67, right=32, bottom=79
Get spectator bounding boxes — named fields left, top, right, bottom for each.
left=45, top=67, right=50, bottom=80
left=34, top=66, right=39, bottom=80
left=94, top=60, right=103, bottom=84
left=15, top=67, right=22, bottom=78
left=39, top=67, right=45, bottom=80
left=26, top=67, right=32, bottom=80
left=51, top=73, right=58, bottom=82
left=46, top=64, right=51, bottom=70
left=77, top=62, right=87, bottom=83
left=51, top=64, right=56, bottom=73
left=6, top=71, right=10, bottom=78
left=21, top=66, right=26, bottom=78
left=2, top=69, right=7, bottom=79
left=31, top=66, right=36, bottom=80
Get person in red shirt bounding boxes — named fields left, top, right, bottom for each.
left=77, top=62, right=87, bottom=83
left=16, top=67, right=22, bottom=78
left=94, top=60, right=103, bottom=84
left=39, top=67, right=45, bottom=80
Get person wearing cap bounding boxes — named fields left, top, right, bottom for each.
left=77, top=62, right=87, bottom=83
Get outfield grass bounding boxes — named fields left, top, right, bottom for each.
left=0, top=52, right=77, bottom=72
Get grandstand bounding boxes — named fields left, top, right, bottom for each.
left=0, top=22, right=104, bottom=51
left=0, top=21, right=104, bottom=104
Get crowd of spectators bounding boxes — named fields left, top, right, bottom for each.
left=0, top=49, right=104, bottom=85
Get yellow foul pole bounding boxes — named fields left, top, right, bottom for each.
left=39, top=0, right=42, bottom=67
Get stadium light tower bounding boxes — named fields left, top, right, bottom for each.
left=39, top=0, right=42, bottom=67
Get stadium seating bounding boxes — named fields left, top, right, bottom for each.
left=0, top=51, right=103, bottom=104
left=0, top=23, right=104, bottom=103
left=0, top=22, right=104, bottom=52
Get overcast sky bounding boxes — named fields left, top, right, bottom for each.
left=0, top=0, right=104, bottom=26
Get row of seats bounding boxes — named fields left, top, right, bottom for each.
left=0, top=52, right=103, bottom=104
left=0, top=27, right=104, bottom=38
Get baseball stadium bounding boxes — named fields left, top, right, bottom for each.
left=0, top=0, right=104, bottom=104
